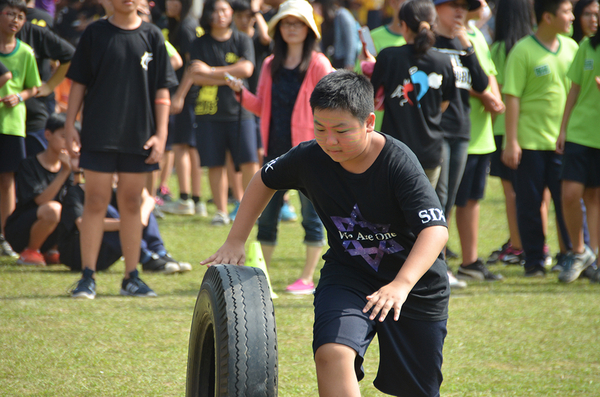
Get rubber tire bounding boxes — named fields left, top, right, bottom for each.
left=186, top=264, right=278, bottom=397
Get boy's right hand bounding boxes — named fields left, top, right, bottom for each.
left=501, top=140, right=522, bottom=170
left=65, top=125, right=81, bottom=159
left=201, top=241, right=246, bottom=267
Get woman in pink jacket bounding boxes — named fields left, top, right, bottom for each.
left=227, top=0, right=334, bottom=294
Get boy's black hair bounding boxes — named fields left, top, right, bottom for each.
left=45, top=113, right=80, bottom=133
left=0, top=0, right=27, bottom=13
left=533, top=0, right=570, bottom=24
left=230, top=0, right=251, bottom=12
left=200, top=0, right=232, bottom=33
left=309, top=70, right=374, bottom=124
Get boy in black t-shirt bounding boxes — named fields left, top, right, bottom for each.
left=202, top=70, right=450, bottom=396
left=5, top=113, right=73, bottom=266
left=65, top=0, right=177, bottom=299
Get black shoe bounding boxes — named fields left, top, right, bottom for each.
left=70, top=268, right=96, bottom=299
left=487, top=239, right=510, bottom=264
left=457, top=259, right=504, bottom=281
left=120, top=269, right=157, bottom=297
left=524, top=265, right=546, bottom=278
left=141, top=253, right=179, bottom=274
left=445, top=247, right=459, bottom=259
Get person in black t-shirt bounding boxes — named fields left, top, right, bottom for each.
left=65, top=0, right=177, bottom=299
left=5, top=113, right=73, bottom=267
left=203, top=71, right=450, bottom=397
left=0, top=60, right=10, bottom=88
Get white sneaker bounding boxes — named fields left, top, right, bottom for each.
left=195, top=201, right=208, bottom=217
left=448, top=270, right=467, bottom=289
left=211, top=211, right=230, bottom=226
left=162, top=198, right=194, bottom=215
left=178, top=261, right=192, bottom=272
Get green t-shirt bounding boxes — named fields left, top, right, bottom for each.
left=165, top=40, right=177, bottom=58
left=467, top=26, right=496, bottom=154
left=0, top=39, right=41, bottom=138
left=502, top=34, right=578, bottom=150
left=490, top=41, right=507, bottom=136
left=565, top=37, right=600, bottom=149
left=355, top=25, right=406, bottom=130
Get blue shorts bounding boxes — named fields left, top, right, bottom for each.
left=79, top=151, right=159, bottom=173
left=195, top=118, right=258, bottom=168
left=0, top=134, right=26, bottom=173
left=313, top=284, right=446, bottom=396
left=5, top=205, right=61, bottom=253
left=455, top=153, right=491, bottom=207
left=168, top=101, right=197, bottom=147
left=489, top=135, right=514, bottom=182
left=560, top=142, right=600, bottom=187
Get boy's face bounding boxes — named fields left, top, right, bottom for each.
left=545, top=1, right=574, bottom=33
left=313, top=108, right=375, bottom=165
left=0, top=6, right=27, bottom=35
left=233, top=9, right=255, bottom=32
left=45, top=127, right=68, bottom=153
left=435, top=1, right=468, bottom=32
left=110, top=0, right=142, bottom=16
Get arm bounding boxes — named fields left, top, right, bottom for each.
left=144, top=87, right=170, bottom=164
left=33, top=152, right=72, bottom=205
left=501, top=94, right=521, bottom=170
left=0, top=71, right=11, bottom=89
left=441, top=100, right=450, bottom=113
left=363, top=225, right=449, bottom=322
left=75, top=217, right=121, bottom=232
left=140, top=188, right=155, bottom=226
left=36, top=61, right=71, bottom=97
left=469, top=74, right=505, bottom=114
left=188, top=59, right=254, bottom=85
left=65, top=81, right=86, bottom=158
left=556, top=83, right=580, bottom=154
left=171, top=67, right=194, bottom=114
left=456, top=28, right=488, bottom=93
left=251, top=0, right=271, bottom=46
left=1, top=86, right=39, bottom=108
left=170, top=51, right=184, bottom=71
left=201, top=172, right=276, bottom=266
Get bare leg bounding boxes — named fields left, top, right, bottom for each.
left=562, top=180, right=585, bottom=253
left=0, top=172, right=16, bottom=234
left=190, top=147, right=202, bottom=198
left=456, top=199, right=479, bottom=265
left=240, top=161, right=260, bottom=191
left=158, top=150, right=174, bottom=190
left=298, top=245, right=323, bottom=283
left=28, top=202, right=62, bottom=250
left=501, top=179, right=522, bottom=249
left=226, top=152, right=243, bottom=202
left=116, top=173, right=146, bottom=277
left=261, top=243, right=275, bottom=270
left=315, top=343, right=361, bottom=397
left=173, top=144, right=191, bottom=197
left=208, top=166, right=228, bottom=214
left=583, top=188, right=600, bottom=253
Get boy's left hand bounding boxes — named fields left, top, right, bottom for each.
left=363, top=280, right=409, bottom=322
left=1, top=94, right=21, bottom=108
left=201, top=241, right=246, bottom=267
left=144, top=135, right=165, bottom=164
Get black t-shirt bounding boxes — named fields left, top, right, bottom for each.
left=372, top=45, right=456, bottom=169
left=189, top=30, right=254, bottom=121
left=0, top=60, right=8, bottom=75
left=27, top=7, right=53, bottom=28
left=13, top=155, right=73, bottom=215
left=433, top=36, right=488, bottom=140
left=168, top=16, right=199, bottom=100
left=67, top=19, right=178, bottom=154
left=261, top=134, right=450, bottom=321
left=267, top=66, right=302, bottom=161
left=248, top=31, right=271, bottom=94
left=17, top=23, right=76, bottom=132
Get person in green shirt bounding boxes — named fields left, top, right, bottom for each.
left=0, top=0, right=41, bottom=257
left=555, top=34, right=600, bottom=283
left=502, top=0, right=578, bottom=277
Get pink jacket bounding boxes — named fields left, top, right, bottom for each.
left=239, top=52, right=334, bottom=156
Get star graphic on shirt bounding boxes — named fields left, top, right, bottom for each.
left=141, top=51, right=153, bottom=71
left=331, top=204, right=404, bottom=271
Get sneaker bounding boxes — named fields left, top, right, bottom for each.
left=590, top=267, right=600, bottom=283
left=70, top=268, right=96, bottom=299
left=17, top=248, right=46, bottom=266
left=286, top=279, right=315, bottom=295
left=558, top=246, right=596, bottom=283
left=141, top=253, right=179, bottom=274
left=445, top=247, right=459, bottom=259
left=0, top=235, right=19, bottom=258
left=551, top=252, right=569, bottom=273
left=448, top=270, right=467, bottom=289
left=524, top=266, right=546, bottom=278
left=211, top=211, right=230, bottom=226
left=43, top=249, right=61, bottom=265
left=487, top=240, right=510, bottom=264
left=457, top=259, right=504, bottom=281
left=279, top=202, right=298, bottom=222
left=195, top=201, right=208, bottom=217
left=120, top=269, right=157, bottom=297
left=500, top=245, right=524, bottom=266
left=544, top=244, right=552, bottom=267
left=160, top=253, right=192, bottom=273
left=156, top=185, right=173, bottom=203
left=229, top=201, right=240, bottom=221
left=162, top=198, right=195, bottom=215
left=152, top=206, right=165, bottom=219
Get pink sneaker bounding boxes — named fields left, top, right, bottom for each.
left=285, top=279, right=315, bottom=295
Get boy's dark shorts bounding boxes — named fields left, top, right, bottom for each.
left=79, top=151, right=159, bottom=173
left=560, top=142, right=600, bottom=187
left=0, top=134, right=26, bottom=173
left=168, top=101, right=197, bottom=147
left=4, top=206, right=61, bottom=253
left=195, top=118, right=258, bottom=168
left=455, top=153, right=491, bottom=207
left=313, top=284, right=446, bottom=397
left=489, top=135, right=514, bottom=182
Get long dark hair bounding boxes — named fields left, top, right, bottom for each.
left=573, top=0, right=598, bottom=43
left=167, top=0, right=194, bottom=47
left=399, top=0, right=437, bottom=56
left=200, top=0, right=232, bottom=33
left=493, top=0, right=534, bottom=55
left=270, top=22, right=318, bottom=79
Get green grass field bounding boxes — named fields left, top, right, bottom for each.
left=1, top=176, right=599, bottom=396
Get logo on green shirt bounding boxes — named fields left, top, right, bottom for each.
left=584, top=59, right=594, bottom=71
left=534, top=64, right=550, bottom=77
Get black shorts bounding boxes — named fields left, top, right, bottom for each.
left=0, top=134, right=26, bottom=173
left=313, top=284, right=446, bottom=397
left=455, top=153, right=491, bottom=207
left=79, top=151, right=159, bottom=173
left=195, top=118, right=258, bottom=168
left=4, top=206, right=61, bottom=253
left=560, top=142, right=600, bottom=187
left=489, top=135, right=514, bottom=182
left=168, top=101, right=197, bottom=147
